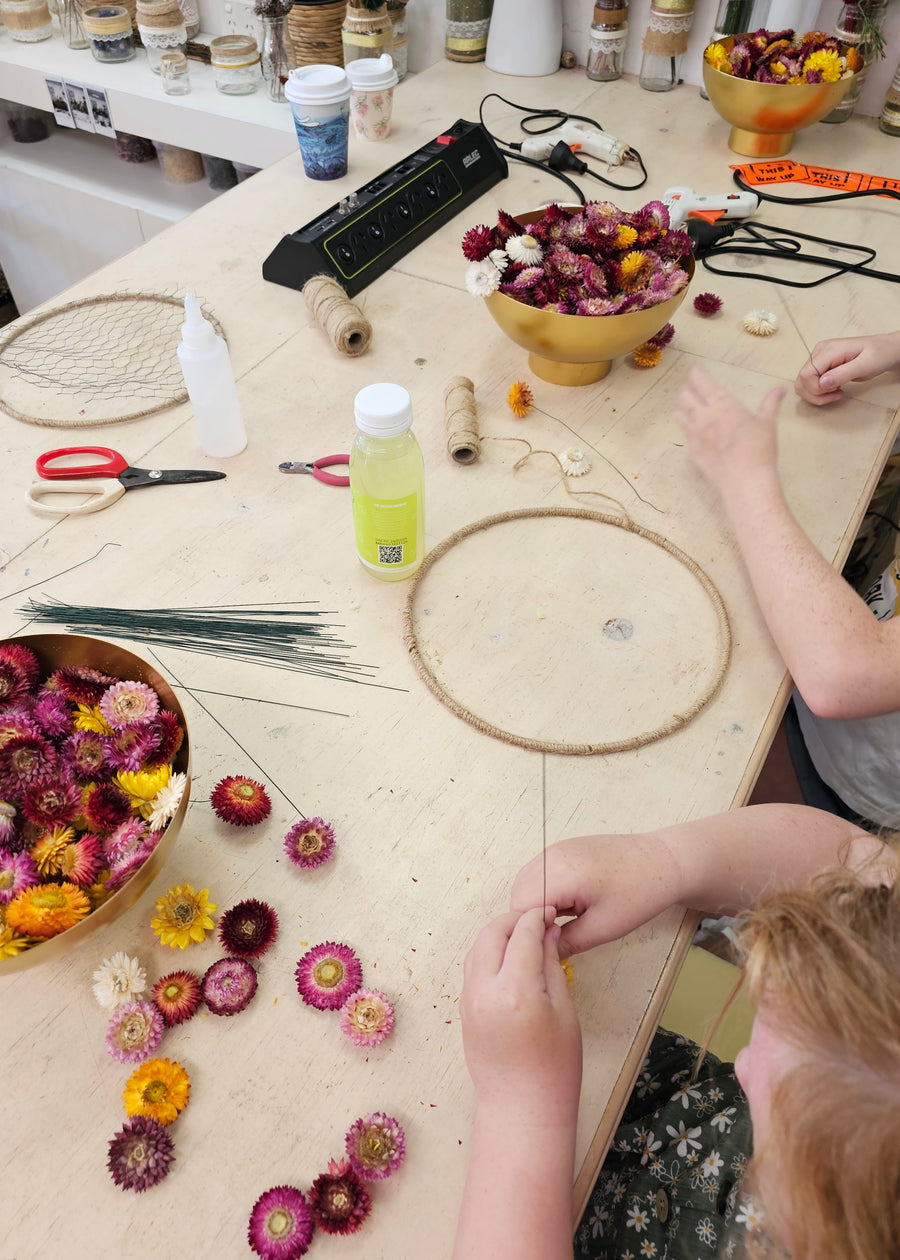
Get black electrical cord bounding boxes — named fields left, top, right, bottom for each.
left=477, top=92, right=648, bottom=200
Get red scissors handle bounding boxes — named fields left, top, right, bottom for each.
left=313, top=455, right=350, bottom=486
left=36, top=446, right=129, bottom=480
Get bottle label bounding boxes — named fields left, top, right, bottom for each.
left=352, top=490, right=418, bottom=568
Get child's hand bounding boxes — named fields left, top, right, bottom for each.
left=795, top=333, right=900, bottom=406
left=510, top=833, right=683, bottom=958
left=674, top=364, right=784, bottom=493
left=460, top=908, right=582, bottom=1125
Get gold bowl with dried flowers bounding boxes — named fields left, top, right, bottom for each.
left=703, top=31, right=859, bottom=157
left=464, top=202, right=694, bottom=386
left=0, top=634, right=190, bottom=974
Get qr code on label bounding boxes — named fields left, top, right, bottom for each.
left=378, top=544, right=404, bottom=565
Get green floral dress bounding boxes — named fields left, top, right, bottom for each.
left=576, top=1029, right=762, bottom=1259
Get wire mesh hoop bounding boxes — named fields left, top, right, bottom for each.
left=0, top=292, right=225, bottom=427
left=402, top=507, right=732, bottom=755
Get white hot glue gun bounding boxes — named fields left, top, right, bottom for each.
left=515, top=119, right=632, bottom=167
left=663, top=186, right=760, bottom=229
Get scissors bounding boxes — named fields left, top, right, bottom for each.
left=26, top=447, right=227, bottom=516
left=278, top=455, right=350, bottom=486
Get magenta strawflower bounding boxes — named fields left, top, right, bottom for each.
left=0, top=661, right=29, bottom=707
left=649, top=321, right=675, bottom=348
left=0, top=642, right=40, bottom=691
left=99, top=680, right=160, bottom=730
left=0, top=710, right=39, bottom=749
left=218, top=898, right=279, bottom=958
left=144, top=709, right=184, bottom=767
left=106, top=831, right=162, bottom=892
left=0, top=847, right=39, bottom=904
left=104, top=816, right=149, bottom=866
left=31, top=690, right=71, bottom=739
left=61, top=729, right=107, bottom=783
left=202, top=957, right=258, bottom=1015
left=50, top=665, right=114, bottom=706
left=295, top=942, right=362, bottom=1011
left=0, top=733, right=55, bottom=793
left=152, top=970, right=202, bottom=1026
left=104, top=723, right=160, bottom=773
left=308, top=1159, right=372, bottom=1235
left=461, top=224, right=495, bottom=262
left=693, top=291, right=723, bottom=316
left=107, top=1115, right=175, bottom=1193
left=345, top=1112, right=406, bottom=1181
left=105, top=999, right=165, bottom=1064
left=20, top=775, right=81, bottom=830
left=338, top=988, right=395, bottom=1048
left=283, top=818, right=335, bottom=869
left=248, top=1185, right=315, bottom=1259
left=57, top=832, right=103, bottom=886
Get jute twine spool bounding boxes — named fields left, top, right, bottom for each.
left=302, top=275, right=372, bottom=357
left=444, top=375, right=481, bottom=464
left=402, top=506, right=731, bottom=755
left=288, top=0, right=347, bottom=66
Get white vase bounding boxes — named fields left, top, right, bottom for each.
left=485, top=0, right=563, bottom=76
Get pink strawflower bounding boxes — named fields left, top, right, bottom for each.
left=152, top=970, right=203, bottom=1026
left=0, top=710, right=39, bottom=749
left=62, top=729, right=108, bottom=783
left=0, top=801, right=16, bottom=848
left=202, top=957, right=258, bottom=1016
left=308, top=1159, right=371, bottom=1236
left=106, top=832, right=162, bottom=892
left=31, top=690, right=71, bottom=739
left=0, top=733, right=55, bottom=793
left=104, top=723, right=160, bottom=773
left=58, top=832, right=103, bottom=886
left=345, top=1112, right=405, bottom=1181
left=283, top=818, right=335, bottom=869
left=107, top=1115, right=174, bottom=1193
left=99, top=680, right=160, bottom=730
left=0, top=846, right=39, bottom=903
left=338, top=988, right=395, bottom=1048
left=295, top=942, right=362, bottom=1011
left=104, top=816, right=149, bottom=866
left=693, top=291, right=723, bottom=316
left=105, top=999, right=165, bottom=1064
left=248, top=1185, right=315, bottom=1259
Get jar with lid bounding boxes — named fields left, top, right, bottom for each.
left=0, top=0, right=53, bottom=42
left=82, top=5, right=136, bottom=61
left=159, top=49, right=191, bottom=94
left=136, top=0, right=187, bottom=73
left=639, top=0, right=694, bottom=90
left=209, top=34, right=262, bottom=94
left=587, top=0, right=628, bottom=81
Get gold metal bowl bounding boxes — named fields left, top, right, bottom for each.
left=0, top=634, right=190, bottom=975
left=703, top=38, right=856, bottom=157
left=483, top=208, right=694, bottom=386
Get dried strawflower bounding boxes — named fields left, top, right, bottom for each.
left=146, top=772, right=187, bottom=832
left=338, top=988, right=395, bottom=1048
left=345, top=1113, right=405, bottom=1182
left=506, top=232, right=543, bottom=265
left=99, top=680, right=160, bottom=730
left=106, top=999, right=165, bottom=1064
left=465, top=258, right=502, bottom=298
left=558, top=448, right=591, bottom=477
left=92, top=951, right=147, bottom=1010
left=283, top=818, right=335, bottom=870
left=145, top=709, right=184, bottom=767
left=115, top=765, right=172, bottom=817
left=0, top=923, right=33, bottom=958
left=218, top=898, right=279, bottom=958
left=202, top=957, right=259, bottom=1016
left=693, top=291, right=723, bottom=316
left=73, top=703, right=113, bottom=735
left=210, top=775, right=272, bottom=826
left=295, top=942, right=362, bottom=1011
left=151, top=883, right=217, bottom=949
left=0, top=800, right=16, bottom=847
left=5, top=880, right=90, bottom=938
left=648, top=321, right=675, bottom=348
left=0, top=734, right=55, bottom=793
left=742, top=309, right=778, bottom=336
left=57, top=833, right=102, bottom=886
left=0, top=662, right=29, bottom=707
left=507, top=381, right=534, bottom=418
left=53, top=665, right=114, bottom=706
left=31, top=690, right=70, bottom=739
left=31, top=825, right=75, bottom=875
left=308, top=1159, right=372, bottom=1236
left=107, top=1115, right=175, bottom=1193
left=632, top=342, right=664, bottom=368
left=104, top=724, right=160, bottom=774
left=62, top=730, right=108, bottom=782
left=461, top=224, right=494, bottom=262
left=81, top=781, right=133, bottom=834
left=0, top=847, right=39, bottom=904
left=106, top=836, right=162, bottom=892
left=123, top=1057, right=190, bottom=1126
left=152, top=970, right=202, bottom=1026
left=0, top=642, right=39, bottom=690
left=104, top=817, right=149, bottom=867
left=248, top=1185, right=315, bottom=1259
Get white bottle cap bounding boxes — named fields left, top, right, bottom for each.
left=354, top=382, right=412, bottom=437
left=345, top=53, right=398, bottom=91
left=180, top=292, right=217, bottom=350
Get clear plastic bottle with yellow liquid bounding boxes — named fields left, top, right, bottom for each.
left=350, top=382, right=425, bottom=581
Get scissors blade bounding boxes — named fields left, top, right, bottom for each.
left=119, top=468, right=228, bottom=488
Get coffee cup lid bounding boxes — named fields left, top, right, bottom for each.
left=345, top=53, right=398, bottom=90
left=285, top=63, right=352, bottom=106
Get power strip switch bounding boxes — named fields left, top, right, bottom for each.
left=262, top=119, right=508, bottom=298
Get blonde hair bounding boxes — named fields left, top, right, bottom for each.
left=735, top=843, right=900, bottom=1260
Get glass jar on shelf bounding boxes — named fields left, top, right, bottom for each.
left=879, top=58, right=900, bottom=135
left=387, top=0, right=409, bottom=80
left=209, top=33, right=262, bottom=94
left=587, top=0, right=629, bottom=81
left=57, top=0, right=90, bottom=48
left=82, top=5, right=136, bottom=61
left=822, top=0, right=888, bottom=124
left=258, top=11, right=298, bottom=101
left=0, top=0, right=54, bottom=42
left=342, top=3, right=393, bottom=67
left=159, top=49, right=191, bottom=93
left=136, top=0, right=187, bottom=73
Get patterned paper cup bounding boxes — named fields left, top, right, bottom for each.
left=346, top=52, right=398, bottom=141
left=285, top=63, right=351, bottom=179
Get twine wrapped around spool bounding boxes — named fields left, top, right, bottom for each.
left=444, top=376, right=481, bottom=464
left=288, top=0, right=347, bottom=67
left=641, top=0, right=694, bottom=59
left=302, top=275, right=373, bottom=357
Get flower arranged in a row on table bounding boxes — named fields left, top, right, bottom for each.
left=704, top=28, right=861, bottom=83
left=0, top=643, right=187, bottom=956
left=462, top=201, right=692, bottom=316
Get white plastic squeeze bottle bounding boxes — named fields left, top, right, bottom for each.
left=350, top=382, right=425, bottom=581
left=176, top=292, right=247, bottom=457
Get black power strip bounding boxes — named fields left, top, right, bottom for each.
left=262, top=119, right=508, bottom=298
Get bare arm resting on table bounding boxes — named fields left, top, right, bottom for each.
left=674, top=361, right=900, bottom=719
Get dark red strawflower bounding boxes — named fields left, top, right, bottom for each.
left=0, top=643, right=40, bottom=691
left=0, top=661, right=29, bottom=707
left=693, top=291, right=723, bottom=316
left=308, top=1159, right=372, bottom=1235
left=218, top=898, right=279, bottom=958
left=144, top=709, right=183, bottom=767
left=107, top=1115, right=174, bottom=1192
left=461, top=224, right=495, bottom=262
left=50, top=665, right=115, bottom=706
left=210, top=775, right=271, bottom=826
left=152, top=970, right=203, bottom=1026
left=21, top=775, right=81, bottom=830
left=62, top=729, right=108, bottom=783
left=648, top=321, right=676, bottom=348
left=82, top=782, right=133, bottom=834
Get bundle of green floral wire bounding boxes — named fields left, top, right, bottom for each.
left=18, top=598, right=378, bottom=685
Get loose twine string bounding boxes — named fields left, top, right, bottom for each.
left=302, top=275, right=373, bottom=357
left=402, top=506, right=732, bottom=755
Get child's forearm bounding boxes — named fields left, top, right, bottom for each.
left=452, top=1106, right=577, bottom=1260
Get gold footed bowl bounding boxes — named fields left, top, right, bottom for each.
left=703, top=39, right=856, bottom=157
left=0, top=634, right=190, bottom=974
left=484, top=209, right=694, bottom=386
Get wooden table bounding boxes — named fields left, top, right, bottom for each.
left=2, top=60, right=898, bottom=1259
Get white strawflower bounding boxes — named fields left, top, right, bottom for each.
left=559, top=447, right=591, bottom=477
left=146, top=771, right=188, bottom=832
left=742, top=309, right=778, bottom=336
left=489, top=248, right=510, bottom=273
left=92, top=951, right=147, bottom=1010
left=465, top=258, right=502, bottom=298
left=506, top=233, right=543, bottom=265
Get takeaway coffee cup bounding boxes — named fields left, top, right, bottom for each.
left=345, top=53, right=399, bottom=141
left=284, top=64, right=351, bottom=180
